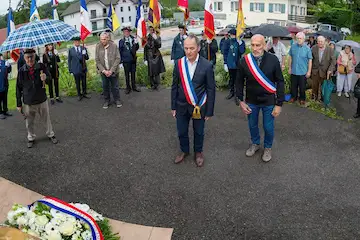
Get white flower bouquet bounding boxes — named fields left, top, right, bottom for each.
left=4, top=197, right=120, bottom=240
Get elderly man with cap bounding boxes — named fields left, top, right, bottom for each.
left=236, top=34, right=285, bottom=162
left=16, top=48, right=58, bottom=148
left=199, top=31, right=218, bottom=67
left=96, top=32, right=122, bottom=109
left=144, top=26, right=166, bottom=91
left=119, top=26, right=140, bottom=94
left=223, top=28, right=246, bottom=102
left=171, top=24, right=187, bottom=63
left=0, top=53, right=12, bottom=120
left=68, top=36, right=90, bottom=101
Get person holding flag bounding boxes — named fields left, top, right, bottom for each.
left=119, top=26, right=140, bottom=94
left=235, top=34, right=285, bottom=162
left=171, top=33, right=216, bottom=167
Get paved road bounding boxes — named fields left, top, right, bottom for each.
left=1, top=90, right=360, bottom=239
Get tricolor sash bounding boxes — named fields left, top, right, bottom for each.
left=29, top=197, right=104, bottom=240
left=244, top=53, right=277, bottom=94
left=178, top=57, right=207, bottom=119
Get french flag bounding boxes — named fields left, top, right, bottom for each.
left=80, top=0, right=92, bottom=41
left=7, top=8, right=20, bottom=62
left=51, top=0, right=59, bottom=20
left=204, top=0, right=215, bottom=40
left=136, top=0, right=147, bottom=47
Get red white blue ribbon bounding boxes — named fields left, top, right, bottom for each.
left=178, top=57, right=207, bottom=107
left=244, top=53, right=277, bottom=94
left=29, top=197, right=104, bottom=240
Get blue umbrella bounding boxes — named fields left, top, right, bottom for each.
left=0, top=19, right=79, bottom=53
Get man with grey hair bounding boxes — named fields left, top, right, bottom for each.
left=310, top=35, right=335, bottom=101
left=16, top=48, right=58, bottom=148
left=288, top=31, right=312, bottom=105
left=171, top=33, right=216, bottom=167
left=95, top=31, right=122, bottom=109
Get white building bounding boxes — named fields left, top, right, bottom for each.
left=61, top=0, right=149, bottom=35
left=213, top=0, right=309, bottom=28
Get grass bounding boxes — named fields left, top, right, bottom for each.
left=346, top=34, right=360, bottom=42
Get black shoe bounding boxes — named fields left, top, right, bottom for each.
left=354, top=113, right=360, bottom=119
left=133, top=87, right=141, bottom=92
left=50, top=99, right=55, bottom=105
left=78, top=95, right=83, bottom=101
left=56, top=98, right=63, bottom=103
left=49, top=136, right=58, bottom=144
left=82, top=94, right=91, bottom=99
left=4, top=112, right=12, bottom=117
left=27, top=140, right=34, bottom=148
left=0, top=114, right=5, bottom=120
left=226, top=93, right=234, bottom=100
left=125, top=89, right=131, bottom=94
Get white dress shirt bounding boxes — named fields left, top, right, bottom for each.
left=104, top=44, right=109, bottom=70
left=267, top=41, right=287, bottom=65
left=186, top=54, right=200, bottom=80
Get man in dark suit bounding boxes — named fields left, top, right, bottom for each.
left=310, top=35, right=335, bottom=101
left=199, top=31, right=218, bottom=66
left=171, top=24, right=187, bottom=63
left=236, top=34, right=285, bottom=162
left=119, top=26, right=140, bottom=94
left=68, top=37, right=90, bottom=101
left=171, top=33, right=216, bottom=167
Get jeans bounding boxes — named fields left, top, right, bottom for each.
left=176, top=111, right=205, bottom=153
left=247, top=104, right=275, bottom=149
left=102, top=74, right=120, bottom=102
left=291, top=74, right=306, bottom=101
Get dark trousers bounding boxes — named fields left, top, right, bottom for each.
left=228, top=69, right=237, bottom=94
left=150, top=75, right=160, bottom=88
left=102, top=74, right=120, bottom=102
left=48, top=76, right=60, bottom=99
left=0, top=90, right=8, bottom=114
left=176, top=110, right=205, bottom=153
left=291, top=74, right=306, bottom=101
left=357, top=99, right=360, bottom=114
left=123, top=62, right=137, bottom=90
left=74, top=73, right=87, bottom=96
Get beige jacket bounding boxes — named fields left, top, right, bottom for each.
left=95, top=41, right=121, bottom=74
left=337, top=50, right=357, bottom=73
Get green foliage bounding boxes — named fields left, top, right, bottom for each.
left=97, top=218, right=121, bottom=240
left=316, top=7, right=353, bottom=27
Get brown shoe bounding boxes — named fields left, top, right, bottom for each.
left=300, top=100, right=306, bottom=106
left=289, top=98, right=296, bottom=103
left=175, top=152, right=189, bottom=164
left=195, top=152, right=204, bottom=167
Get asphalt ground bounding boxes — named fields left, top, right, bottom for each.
left=1, top=89, right=360, bottom=239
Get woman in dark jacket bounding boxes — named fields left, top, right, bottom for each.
left=144, top=26, right=166, bottom=91
left=43, top=43, right=62, bottom=104
left=354, top=62, right=360, bottom=118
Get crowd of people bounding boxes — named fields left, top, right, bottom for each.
left=0, top=24, right=359, bottom=166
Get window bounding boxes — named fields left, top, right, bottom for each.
left=269, top=3, right=285, bottom=13
left=103, top=8, right=106, bottom=14
left=231, top=1, right=239, bottom=12
left=74, top=25, right=76, bottom=30
left=297, top=0, right=301, bottom=4
left=250, top=3, right=265, bottom=12
left=121, top=17, right=124, bottom=23
left=291, top=5, right=295, bottom=14
left=128, top=6, right=131, bottom=11
left=120, top=7, right=123, bottom=12
left=129, top=16, right=131, bottom=22
left=104, top=19, right=107, bottom=28
left=214, top=2, right=223, bottom=12
left=71, top=14, right=74, bottom=18
left=92, top=22, right=97, bottom=30
left=90, top=10, right=96, bottom=18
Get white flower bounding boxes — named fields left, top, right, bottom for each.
left=46, top=230, right=62, bottom=240
left=7, top=211, right=16, bottom=224
left=59, top=221, right=76, bottom=236
left=27, top=229, right=39, bottom=237
left=81, top=230, right=92, bottom=240
left=71, top=233, right=81, bottom=240
left=88, top=210, right=104, bottom=221
left=45, top=223, right=57, bottom=235
left=16, top=216, right=28, bottom=226
left=73, top=203, right=90, bottom=213
left=35, top=215, right=49, bottom=226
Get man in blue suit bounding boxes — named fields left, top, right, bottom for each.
left=171, top=34, right=216, bottom=167
left=68, top=37, right=90, bottom=101
left=171, top=24, right=187, bottom=63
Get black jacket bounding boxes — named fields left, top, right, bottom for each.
left=16, top=63, right=50, bottom=107
left=171, top=56, right=216, bottom=117
left=119, top=35, right=139, bottom=63
left=236, top=51, right=285, bottom=106
left=199, top=39, right=218, bottom=66
left=42, top=52, right=60, bottom=78
left=171, top=33, right=185, bottom=60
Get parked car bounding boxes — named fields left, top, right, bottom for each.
left=340, top=27, right=352, bottom=36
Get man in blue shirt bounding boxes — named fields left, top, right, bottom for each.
left=0, top=53, right=12, bottom=119
left=288, top=32, right=312, bottom=105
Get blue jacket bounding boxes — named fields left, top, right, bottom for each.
left=119, top=36, right=139, bottom=63
left=225, top=38, right=246, bottom=69
left=171, top=56, right=216, bottom=117
left=220, top=37, right=230, bottom=55
left=0, top=60, right=11, bottom=92
left=171, top=34, right=185, bottom=60
left=68, top=46, right=89, bottom=75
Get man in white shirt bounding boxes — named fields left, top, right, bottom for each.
left=171, top=34, right=216, bottom=167
left=266, top=37, right=287, bottom=70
